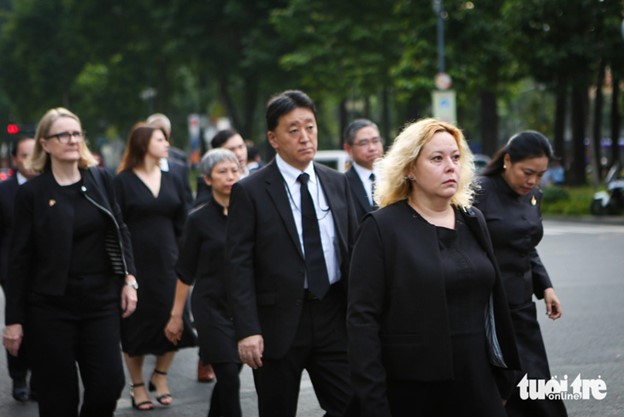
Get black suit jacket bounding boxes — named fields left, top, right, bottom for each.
left=345, top=167, right=374, bottom=223
left=0, top=176, right=19, bottom=288
left=347, top=201, right=520, bottom=417
left=6, top=168, right=135, bottom=325
left=225, top=160, right=357, bottom=359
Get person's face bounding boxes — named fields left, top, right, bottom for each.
left=12, top=139, right=36, bottom=179
left=502, top=154, right=549, bottom=195
left=344, top=126, right=384, bottom=170
left=267, top=107, right=317, bottom=171
left=409, top=131, right=460, bottom=202
left=146, top=129, right=170, bottom=160
left=40, top=117, right=83, bottom=165
left=222, top=134, right=248, bottom=168
left=206, top=160, right=241, bottom=198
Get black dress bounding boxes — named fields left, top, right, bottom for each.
left=474, top=175, right=567, bottom=417
left=114, top=170, right=196, bottom=355
left=176, top=200, right=239, bottom=364
left=387, top=212, right=506, bottom=417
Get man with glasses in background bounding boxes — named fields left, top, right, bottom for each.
left=342, top=119, right=384, bottom=223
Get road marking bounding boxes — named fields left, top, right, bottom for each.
left=544, top=222, right=624, bottom=236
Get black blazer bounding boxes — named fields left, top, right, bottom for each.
left=5, top=168, right=136, bottom=325
left=347, top=201, right=520, bottom=417
left=474, top=175, right=552, bottom=306
left=0, top=176, right=19, bottom=288
left=225, top=160, right=358, bottom=358
left=345, top=167, right=374, bottom=223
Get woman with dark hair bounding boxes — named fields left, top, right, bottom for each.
left=115, top=123, right=196, bottom=411
left=3, top=107, right=137, bottom=417
left=166, top=148, right=243, bottom=417
left=474, top=131, right=567, bottom=417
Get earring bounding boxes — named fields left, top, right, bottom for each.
left=503, top=164, right=507, bottom=169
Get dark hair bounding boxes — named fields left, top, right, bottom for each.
left=343, top=119, right=379, bottom=146
left=482, top=130, right=554, bottom=177
left=118, top=122, right=168, bottom=172
left=211, top=129, right=239, bottom=149
left=11, top=136, right=34, bottom=157
left=266, top=90, right=316, bottom=131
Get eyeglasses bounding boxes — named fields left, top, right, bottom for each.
left=353, top=137, right=384, bottom=148
left=45, top=130, right=85, bottom=144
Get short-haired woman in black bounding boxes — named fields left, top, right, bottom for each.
left=2, top=107, right=138, bottom=417
left=166, top=148, right=243, bottom=417
left=474, top=131, right=567, bottom=417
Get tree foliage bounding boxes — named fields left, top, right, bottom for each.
left=0, top=0, right=621, bottom=177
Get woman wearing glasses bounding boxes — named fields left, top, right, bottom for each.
left=2, top=107, right=138, bottom=417
left=114, top=123, right=196, bottom=411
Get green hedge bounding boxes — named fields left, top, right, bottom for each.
left=540, top=186, right=595, bottom=215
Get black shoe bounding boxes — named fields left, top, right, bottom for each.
left=12, top=380, right=29, bottom=402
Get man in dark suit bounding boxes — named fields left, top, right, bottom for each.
left=342, top=119, right=384, bottom=222
left=0, top=136, right=36, bottom=401
left=225, top=90, right=357, bottom=417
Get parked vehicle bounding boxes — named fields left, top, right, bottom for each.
left=314, top=150, right=352, bottom=173
left=590, top=162, right=624, bottom=215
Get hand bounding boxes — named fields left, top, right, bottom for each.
left=238, top=335, right=264, bottom=369
left=164, top=315, right=183, bottom=345
left=121, top=277, right=138, bottom=319
left=543, top=288, right=562, bottom=320
left=3, top=324, right=23, bottom=357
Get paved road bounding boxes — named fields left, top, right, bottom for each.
left=1, top=219, right=623, bottom=416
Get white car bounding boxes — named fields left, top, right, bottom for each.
left=314, top=150, right=352, bottom=173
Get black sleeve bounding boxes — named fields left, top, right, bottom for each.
left=5, top=185, right=34, bottom=325
left=175, top=213, right=202, bottom=285
left=347, top=216, right=392, bottom=417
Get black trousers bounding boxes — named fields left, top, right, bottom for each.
left=252, top=285, right=352, bottom=417
left=26, top=275, right=125, bottom=417
left=208, top=363, right=243, bottom=417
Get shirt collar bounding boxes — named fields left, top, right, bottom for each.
left=275, top=154, right=317, bottom=185
left=16, top=171, right=28, bottom=185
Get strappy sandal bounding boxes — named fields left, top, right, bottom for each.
left=130, top=382, right=154, bottom=411
left=148, top=369, right=173, bottom=406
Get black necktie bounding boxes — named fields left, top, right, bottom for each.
left=297, top=173, right=330, bottom=299
left=369, top=172, right=378, bottom=210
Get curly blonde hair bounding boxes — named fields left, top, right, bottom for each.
left=375, top=118, right=476, bottom=209
left=30, top=107, right=98, bottom=173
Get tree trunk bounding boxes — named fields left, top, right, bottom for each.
left=479, top=89, right=498, bottom=157
left=569, top=83, right=589, bottom=186
left=554, top=80, right=568, bottom=163
left=611, top=73, right=621, bottom=166
left=242, top=75, right=258, bottom=139
left=381, top=86, right=390, bottom=144
left=217, top=72, right=241, bottom=131
left=339, top=98, right=348, bottom=146
left=591, top=60, right=605, bottom=182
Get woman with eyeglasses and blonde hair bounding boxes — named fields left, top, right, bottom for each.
left=115, top=122, right=196, bottom=411
left=346, top=118, right=520, bottom=417
left=2, top=107, right=138, bottom=417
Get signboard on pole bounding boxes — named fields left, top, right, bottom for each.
left=432, top=90, right=456, bottom=124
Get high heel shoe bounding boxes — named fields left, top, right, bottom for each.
left=130, top=382, right=154, bottom=411
left=148, top=369, right=173, bottom=406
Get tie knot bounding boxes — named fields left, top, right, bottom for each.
left=369, top=173, right=376, bottom=182
left=298, top=173, right=310, bottom=186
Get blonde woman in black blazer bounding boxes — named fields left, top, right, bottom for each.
left=2, top=108, right=138, bottom=417
left=346, top=118, right=520, bottom=417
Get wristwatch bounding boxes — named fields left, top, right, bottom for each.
left=125, top=280, right=139, bottom=290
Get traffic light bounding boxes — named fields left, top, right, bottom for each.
left=7, top=124, right=19, bottom=135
